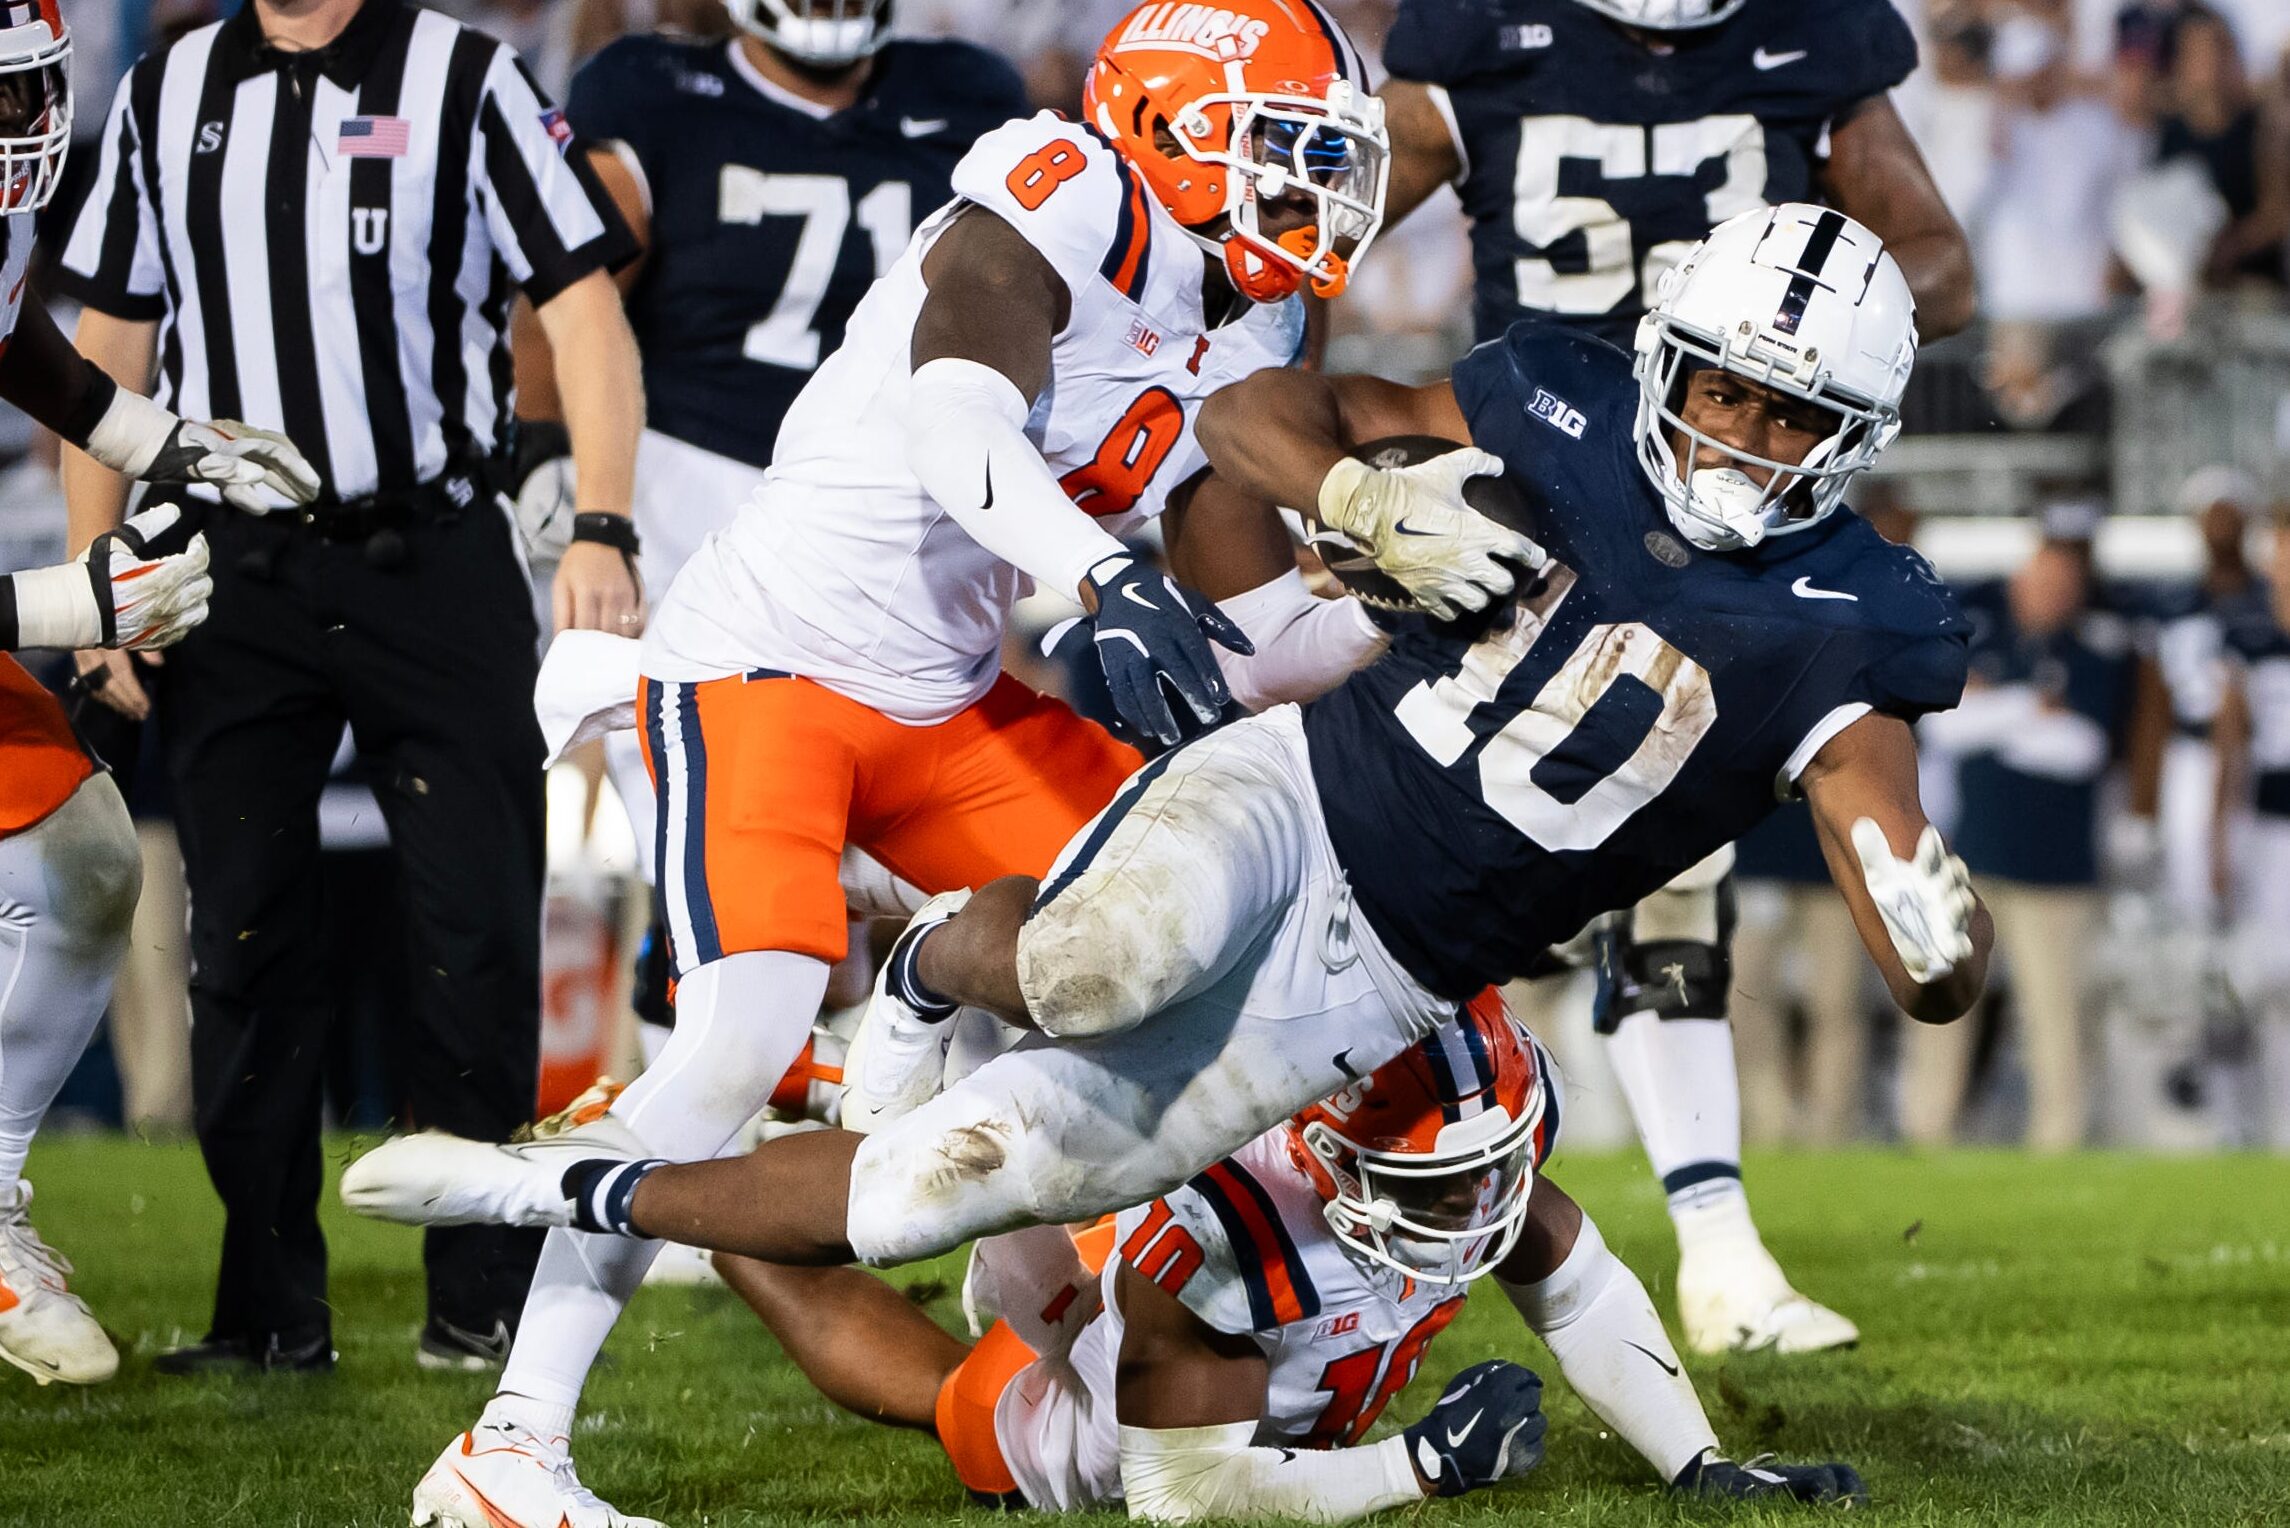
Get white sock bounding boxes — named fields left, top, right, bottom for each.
left=481, top=1391, right=575, bottom=1444
left=0, top=783, right=134, bottom=1188
left=1502, top=1214, right=1719, bottom=1482
left=494, top=950, right=827, bottom=1412
left=1602, top=1013, right=1749, bottom=1237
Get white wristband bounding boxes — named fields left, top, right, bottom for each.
left=7, top=561, right=102, bottom=650
left=906, top=355, right=1129, bottom=600
left=82, top=387, right=180, bottom=478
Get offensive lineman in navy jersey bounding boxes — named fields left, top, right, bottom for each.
left=1371, top=0, right=1977, bottom=1355
left=335, top=214, right=1992, bottom=1498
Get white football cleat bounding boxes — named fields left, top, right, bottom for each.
left=340, top=1114, right=651, bottom=1230
left=0, top=1183, right=117, bottom=1386
left=414, top=1420, right=663, bottom=1528
left=841, top=889, right=971, bottom=1135
left=1676, top=1235, right=1859, bottom=1356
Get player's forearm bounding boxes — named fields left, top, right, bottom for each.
left=1196, top=370, right=1349, bottom=514
left=1499, top=1215, right=1719, bottom=1484
left=0, top=299, right=121, bottom=447
left=1887, top=228, right=1975, bottom=341
left=62, top=308, right=159, bottom=555
left=1117, top=1421, right=1425, bottom=1524
left=538, top=270, right=643, bottom=516
left=906, top=356, right=1127, bottom=599
left=1213, top=569, right=1388, bottom=711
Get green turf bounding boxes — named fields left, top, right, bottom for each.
left=2, top=1136, right=2286, bottom=1527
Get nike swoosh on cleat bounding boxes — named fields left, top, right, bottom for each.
left=450, top=1470, right=529, bottom=1528
left=1791, top=576, right=1858, bottom=602
left=1625, top=1339, right=1682, bottom=1377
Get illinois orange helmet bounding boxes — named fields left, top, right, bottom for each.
left=1289, top=990, right=1556, bottom=1288
left=1084, top=0, right=1388, bottom=303
left=0, top=0, right=66, bottom=213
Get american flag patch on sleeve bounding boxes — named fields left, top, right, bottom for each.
left=539, top=108, right=572, bottom=153
left=338, top=116, right=411, bottom=158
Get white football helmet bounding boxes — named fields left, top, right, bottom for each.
left=1571, top=0, right=1750, bottom=30
left=723, top=0, right=891, bottom=68
left=0, top=0, right=68, bottom=213
left=1632, top=202, right=1916, bottom=552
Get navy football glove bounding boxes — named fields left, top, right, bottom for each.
left=1400, top=1360, right=1546, bottom=1498
left=1673, top=1452, right=1868, bottom=1507
left=1081, top=554, right=1252, bottom=747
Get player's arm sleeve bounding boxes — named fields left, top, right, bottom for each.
left=51, top=68, right=167, bottom=320
left=1498, top=1214, right=1718, bottom=1484
left=473, top=44, right=642, bottom=305
left=1118, top=1421, right=1424, bottom=1524
left=1214, top=570, right=1390, bottom=712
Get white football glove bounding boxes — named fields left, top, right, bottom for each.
left=1315, top=448, right=1547, bottom=622
left=1851, top=819, right=1976, bottom=984
left=84, top=389, right=321, bottom=512
left=91, top=505, right=214, bottom=650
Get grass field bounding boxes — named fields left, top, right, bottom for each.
left=2, top=1137, right=2286, bottom=1528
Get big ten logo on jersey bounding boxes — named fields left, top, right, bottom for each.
left=1302, top=1297, right=1466, bottom=1447
left=1511, top=115, right=1766, bottom=315
left=1061, top=388, right=1186, bottom=517
left=1528, top=387, right=1586, bottom=439
left=1124, top=317, right=1162, bottom=357
left=718, top=166, right=911, bottom=372
left=1114, top=3, right=1271, bottom=62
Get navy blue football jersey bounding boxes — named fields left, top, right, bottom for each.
left=568, top=36, right=1027, bottom=468
left=2218, top=582, right=2290, bottom=816
left=1383, top=0, right=1917, bottom=348
left=1303, top=321, right=1967, bottom=998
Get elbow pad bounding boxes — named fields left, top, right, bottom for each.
left=1118, top=1422, right=1422, bottom=1525
left=1499, top=1216, right=1718, bottom=1483
left=1213, top=571, right=1389, bottom=712
left=906, top=356, right=1128, bottom=601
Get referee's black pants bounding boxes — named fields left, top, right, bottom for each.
left=155, top=496, right=546, bottom=1347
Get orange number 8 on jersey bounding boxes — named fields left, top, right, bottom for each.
left=1006, top=142, right=1087, bottom=211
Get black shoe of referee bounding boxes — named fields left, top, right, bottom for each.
left=416, top=1315, right=514, bottom=1372
left=153, top=1327, right=335, bottom=1377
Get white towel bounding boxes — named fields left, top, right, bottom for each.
left=535, top=629, right=644, bottom=765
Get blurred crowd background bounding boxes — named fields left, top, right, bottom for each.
left=14, top=0, right=2290, bottom=1156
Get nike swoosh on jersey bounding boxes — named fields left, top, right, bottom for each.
left=1753, top=47, right=1808, bottom=69
left=1791, top=576, right=1859, bottom=602
left=980, top=461, right=994, bottom=510
left=900, top=117, right=949, bottom=137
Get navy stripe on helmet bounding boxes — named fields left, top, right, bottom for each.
left=1417, top=1027, right=1466, bottom=1123
left=1291, top=0, right=1366, bottom=84
left=1773, top=208, right=1847, bottom=336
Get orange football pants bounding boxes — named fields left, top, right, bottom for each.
left=0, top=656, right=95, bottom=837
left=638, top=670, right=1142, bottom=971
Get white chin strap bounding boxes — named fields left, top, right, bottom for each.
left=1682, top=467, right=1771, bottom=550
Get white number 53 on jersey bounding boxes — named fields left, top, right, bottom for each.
left=1510, top=114, right=1767, bottom=315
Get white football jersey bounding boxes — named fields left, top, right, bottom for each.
left=644, top=111, right=1306, bottom=724
left=989, top=1108, right=1560, bottom=1512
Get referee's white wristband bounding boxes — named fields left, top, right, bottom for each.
left=82, top=387, right=181, bottom=479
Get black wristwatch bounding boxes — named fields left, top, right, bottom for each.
left=571, top=511, right=641, bottom=580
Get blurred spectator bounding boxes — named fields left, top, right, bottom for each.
left=1903, top=7, right=1998, bottom=230
left=2154, top=6, right=2287, bottom=286
left=1977, top=12, right=2144, bottom=421
left=2210, top=518, right=2290, bottom=1146
left=1729, top=806, right=1870, bottom=1147
left=1907, top=506, right=2140, bottom=1149
left=2148, top=465, right=2265, bottom=921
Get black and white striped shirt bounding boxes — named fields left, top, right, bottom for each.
left=55, top=0, right=634, bottom=503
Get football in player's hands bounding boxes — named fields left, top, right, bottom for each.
left=1400, top=1359, right=1546, bottom=1497
left=1311, top=435, right=1544, bottom=620
left=1673, top=1451, right=1869, bottom=1508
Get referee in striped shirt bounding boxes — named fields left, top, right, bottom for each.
left=57, top=0, right=643, bottom=1375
